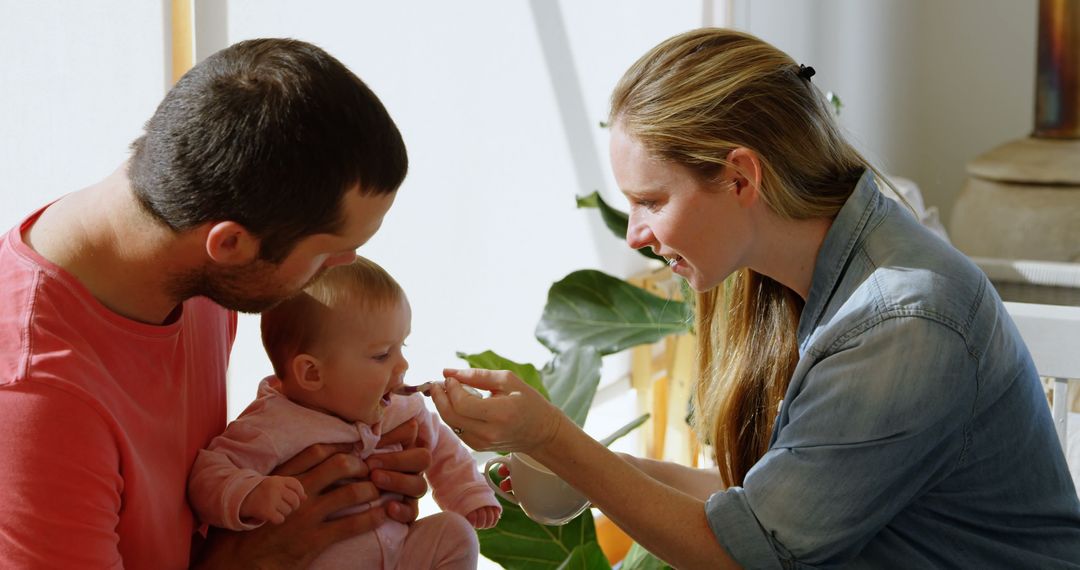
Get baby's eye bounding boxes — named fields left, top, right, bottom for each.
left=373, top=352, right=390, bottom=362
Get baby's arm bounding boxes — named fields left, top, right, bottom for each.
left=239, top=475, right=307, bottom=525
left=414, top=407, right=502, bottom=528
left=188, top=422, right=289, bottom=530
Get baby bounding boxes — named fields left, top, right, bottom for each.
left=188, top=257, right=500, bottom=569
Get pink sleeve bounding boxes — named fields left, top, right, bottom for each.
left=0, top=383, right=124, bottom=569
left=417, top=409, right=501, bottom=517
left=187, top=420, right=280, bottom=531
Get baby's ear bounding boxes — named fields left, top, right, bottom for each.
left=291, top=354, right=324, bottom=392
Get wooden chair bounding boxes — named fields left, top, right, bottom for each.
left=1003, top=301, right=1080, bottom=455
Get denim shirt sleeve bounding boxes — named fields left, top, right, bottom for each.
left=705, top=314, right=977, bottom=568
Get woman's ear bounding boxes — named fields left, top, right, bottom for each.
left=204, top=221, right=261, bottom=266
left=723, top=147, right=763, bottom=209
left=290, top=354, right=324, bottom=392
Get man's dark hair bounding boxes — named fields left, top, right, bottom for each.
left=128, top=38, right=408, bottom=263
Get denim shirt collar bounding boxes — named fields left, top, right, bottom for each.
left=796, top=170, right=884, bottom=347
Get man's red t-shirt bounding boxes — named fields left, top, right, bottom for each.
left=0, top=207, right=235, bottom=568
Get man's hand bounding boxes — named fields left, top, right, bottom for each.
left=193, top=442, right=385, bottom=570
left=370, top=419, right=431, bottom=523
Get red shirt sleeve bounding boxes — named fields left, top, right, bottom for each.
left=0, top=382, right=125, bottom=569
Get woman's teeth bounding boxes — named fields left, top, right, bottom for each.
left=667, top=255, right=682, bottom=267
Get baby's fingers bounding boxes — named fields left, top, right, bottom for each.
left=283, top=476, right=307, bottom=505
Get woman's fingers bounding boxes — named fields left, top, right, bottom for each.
left=442, top=368, right=513, bottom=393
left=428, top=383, right=490, bottom=445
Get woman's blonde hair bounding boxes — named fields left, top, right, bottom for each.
left=610, top=28, right=873, bottom=486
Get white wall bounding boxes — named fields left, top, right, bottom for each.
left=219, top=0, right=700, bottom=417
left=1, top=1, right=1040, bottom=419
left=740, top=0, right=1038, bottom=224
left=0, top=1, right=167, bottom=229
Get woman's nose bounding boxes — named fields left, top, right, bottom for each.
left=625, top=212, right=653, bottom=251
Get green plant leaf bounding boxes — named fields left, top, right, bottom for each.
left=620, top=543, right=672, bottom=570
left=456, top=350, right=550, bottom=401
left=478, top=496, right=600, bottom=570
left=535, top=270, right=692, bottom=356
left=540, top=347, right=602, bottom=427
left=598, top=413, right=650, bottom=447
left=556, top=541, right=611, bottom=570
left=576, top=191, right=665, bottom=262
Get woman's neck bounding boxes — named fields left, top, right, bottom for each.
left=749, top=214, right=833, bottom=301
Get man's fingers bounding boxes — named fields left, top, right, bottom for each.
left=378, top=419, right=418, bottom=449
left=322, top=478, right=381, bottom=503
left=272, top=443, right=354, bottom=477
left=385, top=499, right=419, bottom=524
left=297, top=452, right=370, bottom=495
left=320, top=507, right=387, bottom=547
left=366, top=446, right=430, bottom=475
left=369, top=467, right=429, bottom=500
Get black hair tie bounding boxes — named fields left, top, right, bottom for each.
left=797, top=64, right=816, bottom=81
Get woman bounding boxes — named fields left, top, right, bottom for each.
left=431, top=29, right=1080, bottom=568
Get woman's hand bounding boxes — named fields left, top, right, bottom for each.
left=428, top=368, right=567, bottom=454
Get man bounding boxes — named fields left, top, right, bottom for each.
left=0, top=38, right=430, bottom=568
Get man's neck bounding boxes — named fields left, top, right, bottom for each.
left=24, top=164, right=203, bottom=325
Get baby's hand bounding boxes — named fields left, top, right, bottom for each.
left=466, top=506, right=501, bottom=529
left=240, top=475, right=307, bottom=525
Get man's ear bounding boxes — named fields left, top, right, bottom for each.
left=723, top=147, right=764, bottom=209
left=204, top=221, right=260, bottom=266
left=291, top=354, right=324, bottom=392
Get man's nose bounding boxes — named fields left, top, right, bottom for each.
left=324, top=250, right=358, bottom=269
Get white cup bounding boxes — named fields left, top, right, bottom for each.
left=484, top=453, right=591, bottom=526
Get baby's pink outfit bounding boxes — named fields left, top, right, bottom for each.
left=188, top=377, right=499, bottom=569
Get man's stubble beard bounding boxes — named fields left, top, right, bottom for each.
left=167, top=259, right=327, bottom=314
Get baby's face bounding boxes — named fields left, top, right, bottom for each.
left=315, top=297, right=411, bottom=424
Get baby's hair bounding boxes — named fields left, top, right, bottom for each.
left=260, top=256, right=405, bottom=379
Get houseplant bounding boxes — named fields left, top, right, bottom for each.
left=463, top=193, right=690, bottom=569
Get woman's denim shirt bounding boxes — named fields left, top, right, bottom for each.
left=705, top=172, right=1080, bottom=568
